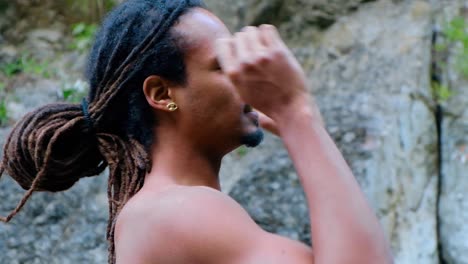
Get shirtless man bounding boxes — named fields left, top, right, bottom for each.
left=0, top=0, right=393, bottom=263
left=114, top=3, right=393, bottom=264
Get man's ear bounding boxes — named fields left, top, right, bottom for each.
left=143, top=75, right=176, bottom=112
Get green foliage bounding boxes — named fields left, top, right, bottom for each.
left=70, top=23, right=98, bottom=52
left=444, top=17, right=468, bottom=43
left=0, top=54, right=52, bottom=78
left=442, top=17, right=468, bottom=78
left=432, top=16, right=468, bottom=102
left=0, top=82, right=8, bottom=126
left=235, top=146, right=249, bottom=157
left=21, top=56, right=52, bottom=78
left=431, top=82, right=453, bottom=102
left=62, top=88, right=82, bottom=103
left=0, top=100, right=8, bottom=126
left=1, top=60, right=22, bottom=77
left=66, top=0, right=116, bottom=52
left=61, top=80, right=88, bottom=103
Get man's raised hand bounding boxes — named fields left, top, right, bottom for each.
left=215, top=25, right=313, bottom=126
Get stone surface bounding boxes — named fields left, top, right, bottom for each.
left=226, top=147, right=312, bottom=244
left=221, top=134, right=312, bottom=245
left=204, top=0, right=377, bottom=31
left=0, top=175, right=108, bottom=264
left=310, top=2, right=437, bottom=263
left=436, top=1, right=468, bottom=263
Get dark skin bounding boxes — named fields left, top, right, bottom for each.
left=114, top=8, right=393, bottom=264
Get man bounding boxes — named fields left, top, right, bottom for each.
left=114, top=4, right=393, bottom=264
left=0, top=1, right=392, bottom=263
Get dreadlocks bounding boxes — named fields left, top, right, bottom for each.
left=0, top=0, right=204, bottom=263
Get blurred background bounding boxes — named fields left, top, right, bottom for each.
left=0, top=0, right=467, bottom=263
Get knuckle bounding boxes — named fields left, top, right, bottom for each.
left=255, top=53, right=271, bottom=65
left=234, top=31, right=246, bottom=39
left=226, top=69, right=241, bottom=80
left=239, top=60, right=255, bottom=71
left=242, top=26, right=256, bottom=32
left=270, top=48, right=285, bottom=59
left=260, top=24, right=278, bottom=34
left=260, top=24, right=275, bottom=30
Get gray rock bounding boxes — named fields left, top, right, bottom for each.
left=0, top=175, right=109, bottom=264
left=28, top=29, right=63, bottom=44
left=226, top=145, right=311, bottom=245
left=0, top=45, right=19, bottom=66
left=6, top=79, right=61, bottom=121
left=204, top=0, right=378, bottom=32
left=436, top=1, right=468, bottom=263
left=26, top=29, right=64, bottom=53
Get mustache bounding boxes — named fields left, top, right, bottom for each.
left=243, top=104, right=253, bottom=113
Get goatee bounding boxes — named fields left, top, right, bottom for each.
left=240, top=129, right=264, bottom=148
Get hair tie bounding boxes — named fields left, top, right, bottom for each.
left=81, top=98, right=95, bottom=132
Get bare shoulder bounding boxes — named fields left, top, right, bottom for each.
left=115, top=186, right=313, bottom=264
left=116, top=185, right=253, bottom=231
left=114, top=186, right=251, bottom=263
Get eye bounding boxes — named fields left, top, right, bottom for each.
left=212, top=58, right=223, bottom=71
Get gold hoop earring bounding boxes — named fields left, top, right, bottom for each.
left=166, top=102, right=178, bottom=112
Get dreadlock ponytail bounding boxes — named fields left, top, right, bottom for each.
left=0, top=102, right=106, bottom=222
left=0, top=0, right=204, bottom=263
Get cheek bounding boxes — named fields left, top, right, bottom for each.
left=179, top=70, right=243, bottom=130
left=212, top=74, right=241, bottom=103
left=211, top=79, right=243, bottom=120
left=190, top=73, right=240, bottom=111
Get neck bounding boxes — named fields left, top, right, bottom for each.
left=144, top=129, right=223, bottom=192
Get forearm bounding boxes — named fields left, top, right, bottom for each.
left=215, top=24, right=392, bottom=262
left=278, top=107, right=392, bottom=264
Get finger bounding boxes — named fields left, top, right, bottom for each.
left=215, top=38, right=237, bottom=73
left=256, top=109, right=279, bottom=136
left=234, top=32, right=252, bottom=64
left=242, top=26, right=265, bottom=54
left=259, top=24, right=286, bottom=48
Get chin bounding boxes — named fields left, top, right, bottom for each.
left=240, top=128, right=264, bottom=148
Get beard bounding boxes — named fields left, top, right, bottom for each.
left=240, top=128, right=264, bottom=148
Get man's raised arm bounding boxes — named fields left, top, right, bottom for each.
left=216, top=25, right=393, bottom=264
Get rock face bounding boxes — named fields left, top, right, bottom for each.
left=223, top=138, right=312, bottom=244
left=436, top=1, right=468, bottom=263
left=207, top=0, right=375, bottom=29
left=0, top=0, right=466, bottom=263
left=310, top=1, right=437, bottom=263
left=0, top=176, right=109, bottom=264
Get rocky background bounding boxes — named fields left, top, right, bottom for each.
left=0, top=0, right=467, bottom=263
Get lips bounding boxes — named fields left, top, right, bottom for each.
left=242, top=104, right=259, bottom=126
